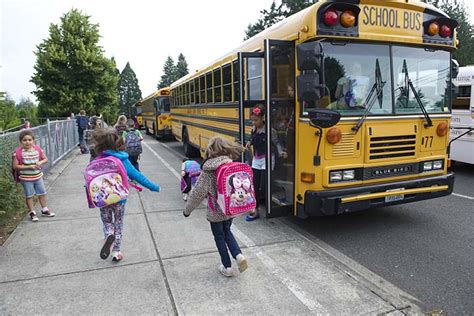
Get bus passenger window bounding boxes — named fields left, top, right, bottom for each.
left=199, top=76, right=205, bottom=104
left=206, top=72, right=212, bottom=103
left=223, top=64, right=232, bottom=102
left=214, top=68, right=222, bottom=103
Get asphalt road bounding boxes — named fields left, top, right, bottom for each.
left=148, top=136, right=474, bottom=315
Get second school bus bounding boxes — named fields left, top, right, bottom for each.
left=140, top=88, right=172, bottom=139
left=170, top=0, right=458, bottom=218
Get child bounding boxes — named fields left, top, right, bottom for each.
left=92, top=128, right=160, bottom=262
left=114, top=115, right=128, bottom=137
left=84, top=116, right=103, bottom=161
left=180, top=158, right=201, bottom=201
left=245, top=104, right=286, bottom=221
left=123, top=119, right=144, bottom=171
left=12, top=130, right=55, bottom=222
left=183, top=137, right=248, bottom=277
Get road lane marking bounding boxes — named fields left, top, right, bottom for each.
left=142, top=140, right=325, bottom=312
left=452, top=193, right=474, bottom=200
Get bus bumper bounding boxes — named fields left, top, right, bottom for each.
left=303, top=173, right=455, bottom=216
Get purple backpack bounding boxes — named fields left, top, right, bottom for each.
left=208, top=162, right=256, bottom=217
left=84, top=156, right=130, bottom=208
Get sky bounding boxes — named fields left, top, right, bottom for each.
left=1, top=0, right=473, bottom=104
left=0, top=0, right=275, bottom=103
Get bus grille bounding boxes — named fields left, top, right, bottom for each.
left=332, top=133, right=355, bottom=157
left=369, top=135, right=416, bottom=160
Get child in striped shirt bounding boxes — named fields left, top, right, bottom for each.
left=12, top=130, right=55, bottom=222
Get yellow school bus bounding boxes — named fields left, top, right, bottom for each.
left=141, top=88, right=172, bottom=139
left=170, top=0, right=458, bottom=218
left=133, top=100, right=144, bottom=129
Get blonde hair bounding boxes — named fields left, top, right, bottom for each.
left=115, top=115, right=127, bottom=126
left=205, top=136, right=244, bottom=160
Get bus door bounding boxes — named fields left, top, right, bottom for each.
left=264, top=39, right=295, bottom=218
left=238, top=52, right=265, bottom=150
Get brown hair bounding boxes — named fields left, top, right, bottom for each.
left=205, top=136, right=244, bottom=160
left=79, top=110, right=86, bottom=116
left=92, top=128, right=124, bottom=155
left=115, top=115, right=127, bottom=127
left=19, top=129, right=35, bottom=141
left=250, top=104, right=265, bottom=118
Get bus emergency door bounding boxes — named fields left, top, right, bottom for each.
left=264, top=39, right=295, bottom=218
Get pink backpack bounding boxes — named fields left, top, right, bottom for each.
left=209, top=162, right=256, bottom=216
left=12, top=146, right=45, bottom=183
left=84, top=156, right=130, bottom=208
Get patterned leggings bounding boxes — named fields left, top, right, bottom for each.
left=100, top=203, right=125, bottom=252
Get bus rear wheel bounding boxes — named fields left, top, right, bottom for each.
left=183, top=129, right=199, bottom=158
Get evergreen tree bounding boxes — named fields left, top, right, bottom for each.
left=0, top=96, right=20, bottom=130
left=175, top=53, right=189, bottom=80
left=31, top=9, right=120, bottom=120
left=16, top=97, right=38, bottom=126
left=244, top=0, right=315, bottom=40
left=118, top=62, right=142, bottom=117
left=427, top=0, right=474, bottom=66
left=157, top=56, right=177, bottom=89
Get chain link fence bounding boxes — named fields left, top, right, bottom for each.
left=0, top=119, right=79, bottom=174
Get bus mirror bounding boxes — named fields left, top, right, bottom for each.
left=308, top=109, right=341, bottom=128
left=297, top=41, right=323, bottom=71
left=451, top=59, right=459, bottom=79
left=297, top=72, right=322, bottom=102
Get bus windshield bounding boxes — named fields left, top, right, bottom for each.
left=321, top=42, right=392, bottom=116
left=393, top=47, right=450, bottom=114
left=308, top=42, right=451, bottom=116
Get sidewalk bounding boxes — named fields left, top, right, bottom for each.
left=0, top=142, right=422, bottom=315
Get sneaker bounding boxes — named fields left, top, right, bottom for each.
left=218, top=265, right=233, bottom=277
left=29, top=211, right=39, bottom=222
left=183, top=194, right=188, bottom=201
left=100, top=234, right=115, bottom=260
left=245, top=212, right=260, bottom=222
left=111, top=251, right=124, bottom=262
left=41, top=209, right=55, bottom=217
left=236, top=254, right=248, bottom=273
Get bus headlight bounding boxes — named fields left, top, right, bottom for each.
left=330, top=171, right=342, bottom=182
left=433, top=160, right=443, bottom=170
left=422, top=160, right=443, bottom=172
left=330, top=169, right=357, bottom=183
left=423, top=161, right=433, bottom=171
left=343, top=170, right=355, bottom=180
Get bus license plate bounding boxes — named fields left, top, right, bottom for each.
left=385, top=188, right=404, bottom=203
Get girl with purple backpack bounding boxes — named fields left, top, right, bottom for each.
left=92, top=128, right=160, bottom=262
left=183, top=137, right=248, bottom=277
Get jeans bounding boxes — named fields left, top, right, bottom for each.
left=21, top=178, right=47, bottom=198
left=78, top=128, right=85, bottom=146
left=210, top=219, right=242, bottom=268
left=128, top=155, right=139, bottom=171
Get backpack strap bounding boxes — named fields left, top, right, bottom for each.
left=34, top=145, right=45, bottom=160
left=14, top=147, right=24, bottom=164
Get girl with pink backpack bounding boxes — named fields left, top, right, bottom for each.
left=183, top=137, right=250, bottom=277
left=89, top=129, right=160, bottom=262
left=12, top=130, right=54, bottom=222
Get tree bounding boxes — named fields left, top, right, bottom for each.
left=0, top=96, right=20, bottom=130
left=157, top=56, right=177, bottom=89
left=427, top=0, right=474, bottom=66
left=31, top=9, right=120, bottom=121
left=244, top=0, right=315, bottom=40
left=118, top=62, right=142, bottom=117
left=175, top=53, right=189, bottom=80
left=16, top=97, right=38, bottom=126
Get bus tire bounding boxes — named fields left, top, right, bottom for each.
left=183, top=129, right=199, bottom=158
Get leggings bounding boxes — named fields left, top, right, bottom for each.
left=100, top=203, right=125, bottom=252
left=252, top=168, right=266, bottom=208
